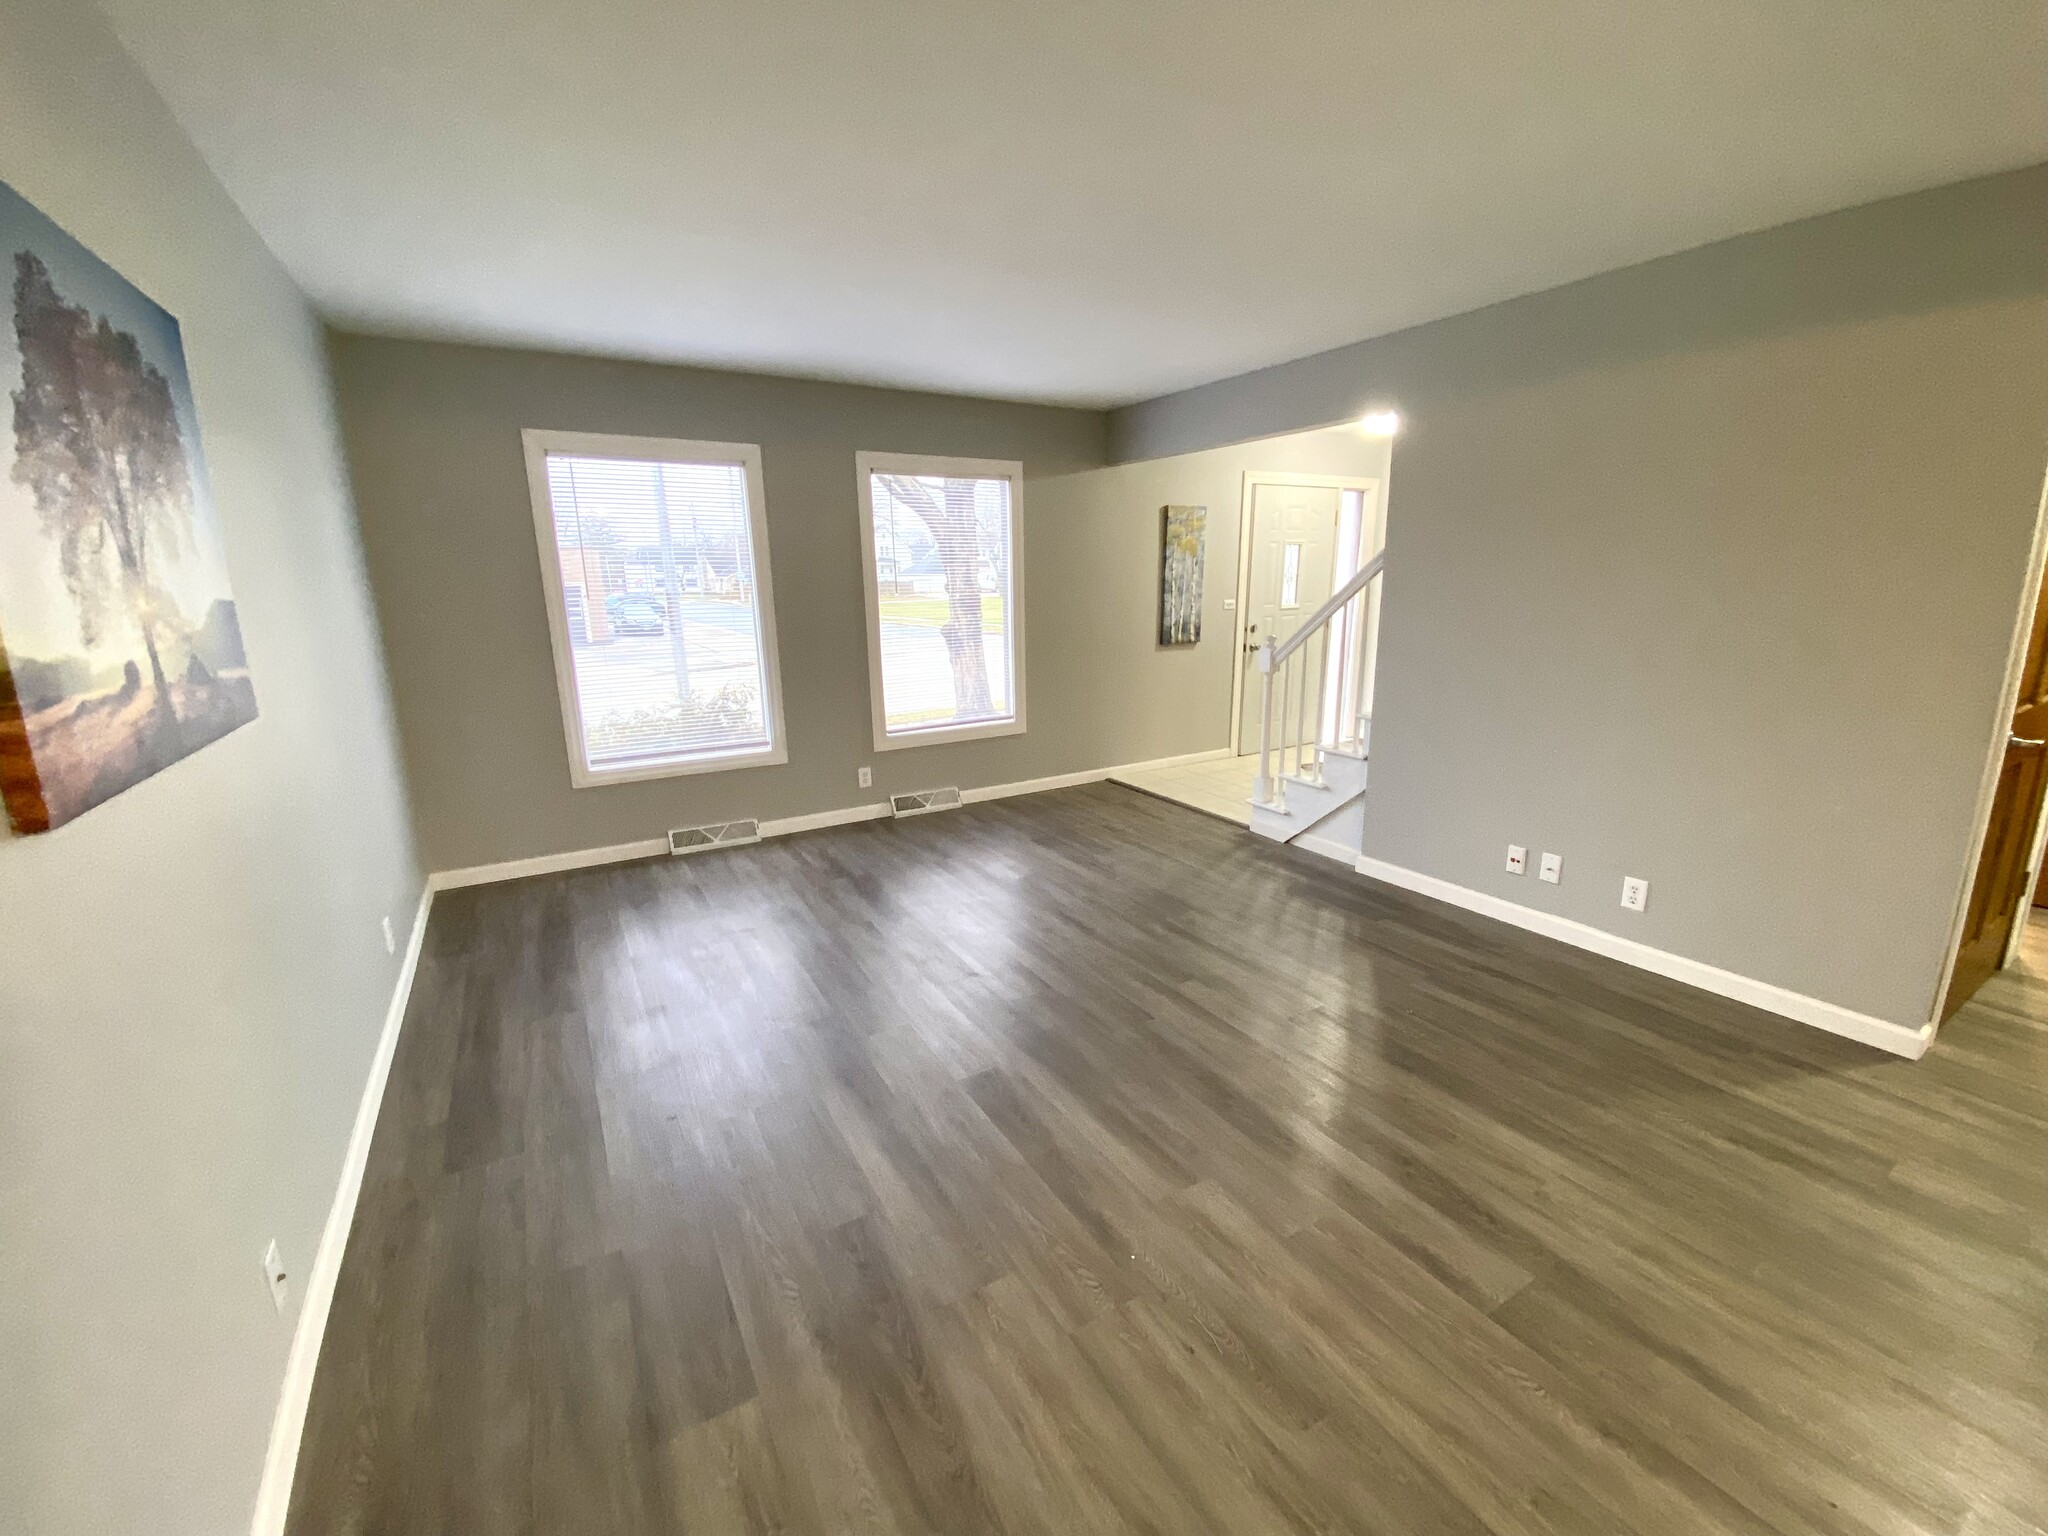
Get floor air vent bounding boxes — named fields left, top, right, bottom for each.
left=891, top=787, right=963, bottom=818
left=668, top=818, right=762, bottom=855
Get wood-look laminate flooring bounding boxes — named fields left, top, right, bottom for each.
left=288, top=783, right=2048, bottom=1536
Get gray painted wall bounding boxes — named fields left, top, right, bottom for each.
left=1114, top=165, right=2048, bottom=1029
left=0, top=4, right=422, bottom=1532
left=329, top=333, right=1388, bottom=872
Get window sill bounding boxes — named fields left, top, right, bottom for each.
left=871, top=717, right=1025, bottom=753
left=569, top=743, right=787, bottom=789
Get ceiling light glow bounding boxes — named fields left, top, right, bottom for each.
left=1357, top=409, right=1402, bottom=437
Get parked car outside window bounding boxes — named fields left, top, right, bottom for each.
left=606, top=593, right=668, bottom=635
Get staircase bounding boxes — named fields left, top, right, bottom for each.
left=1248, top=547, right=1384, bottom=852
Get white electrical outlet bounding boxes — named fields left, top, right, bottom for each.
left=261, top=1239, right=289, bottom=1315
left=1539, top=851, right=1562, bottom=884
left=1621, top=876, right=1649, bottom=912
left=381, top=915, right=395, bottom=955
left=857, top=766, right=873, bottom=789
left=1505, top=844, right=1527, bottom=875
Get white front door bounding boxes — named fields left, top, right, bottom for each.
left=1237, top=481, right=1342, bottom=756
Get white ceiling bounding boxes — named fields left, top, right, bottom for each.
left=96, top=0, right=2048, bottom=408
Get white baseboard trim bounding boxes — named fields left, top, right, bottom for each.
left=759, top=801, right=892, bottom=837
left=250, top=881, right=435, bottom=1536
left=1292, top=829, right=1362, bottom=867
left=1351, top=855, right=1932, bottom=1059
left=431, top=837, right=668, bottom=891
left=427, top=747, right=1239, bottom=891
left=962, top=768, right=1106, bottom=803
left=1105, top=746, right=1237, bottom=774
left=969, top=748, right=1235, bottom=805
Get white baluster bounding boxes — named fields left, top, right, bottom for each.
left=1282, top=652, right=1297, bottom=782
left=1302, top=634, right=1318, bottom=782
left=1353, top=571, right=1377, bottom=750
left=1324, top=628, right=1337, bottom=771
left=1290, top=651, right=1305, bottom=781
left=1295, top=649, right=1308, bottom=778
left=1342, top=593, right=1356, bottom=751
left=1344, top=589, right=1362, bottom=749
left=1253, top=638, right=1276, bottom=805
left=1328, top=603, right=1343, bottom=751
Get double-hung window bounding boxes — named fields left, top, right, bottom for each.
left=522, top=430, right=787, bottom=786
left=855, top=452, right=1025, bottom=750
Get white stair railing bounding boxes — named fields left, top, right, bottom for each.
left=1252, top=547, right=1385, bottom=809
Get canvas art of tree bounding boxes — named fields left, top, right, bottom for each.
left=1159, top=504, right=1205, bottom=645
left=0, top=180, right=256, bottom=834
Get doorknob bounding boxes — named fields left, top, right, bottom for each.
left=2011, top=734, right=2047, bottom=749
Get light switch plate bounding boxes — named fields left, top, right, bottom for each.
left=1539, top=852, right=1562, bottom=884
left=1621, top=876, right=1649, bottom=912
left=1505, top=844, right=1527, bottom=875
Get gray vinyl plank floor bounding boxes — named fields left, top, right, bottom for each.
left=286, top=782, right=2048, bottom=1536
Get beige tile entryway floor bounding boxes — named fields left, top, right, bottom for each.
left=1111, top=752, right=1259, bottom=825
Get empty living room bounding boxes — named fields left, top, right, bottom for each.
left=7, top=1, right=2048, bottom=1533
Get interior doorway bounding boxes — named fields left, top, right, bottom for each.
left=1229, top=473, right=1382, bottom=758
left=1942, top=511, right=2048, bottom=1020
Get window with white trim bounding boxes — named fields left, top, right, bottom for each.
left=855, top=452, right=1024, bottom=750
left=521, top=430, right=786, bottom=786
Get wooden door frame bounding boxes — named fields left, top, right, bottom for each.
left=1226, top=471, right=1382, bottom=758
left=2013, top=735, right=2048, bottom=965
left=1928, top=463, right=2048, bottom=1029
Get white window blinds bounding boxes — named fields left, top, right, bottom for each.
left=860, top=459, right=1022, bottom=746
left=530, top=440, right=783, bottom=782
